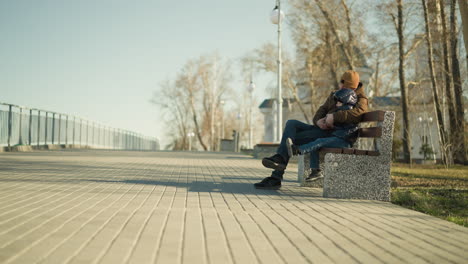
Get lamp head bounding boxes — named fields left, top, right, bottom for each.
left=270, top=6, right=285, bottom=24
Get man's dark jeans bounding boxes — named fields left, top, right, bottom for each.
left=272, top=120, right=333, bottom=180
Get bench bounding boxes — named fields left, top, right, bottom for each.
left=297, top=110, right=396, bottom=201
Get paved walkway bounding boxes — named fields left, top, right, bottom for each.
left=0, top=150, right=467, bottom=264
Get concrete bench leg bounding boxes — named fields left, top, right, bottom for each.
left=323, top=154, right=391, bottom=201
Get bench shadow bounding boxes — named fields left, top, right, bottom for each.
left=82, top=178, right=314, bottom=196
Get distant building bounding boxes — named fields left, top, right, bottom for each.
left=258, top=98, right=296, bottom=143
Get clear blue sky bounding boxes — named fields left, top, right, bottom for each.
left=0, top=0, right=293, bottom=141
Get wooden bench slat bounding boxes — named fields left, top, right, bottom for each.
left=361, top=110, right=385, bottom=122
left=358, top=127, right=382, bottom=138
left=320, top=148, right=343, bottom=153
left=354, top=149, right=367, bottom=155
left=342, top=148, right=355, bottom=154
left=319, top=148, right=380, bottom=156
left=256, top=143, right=280, bottom=147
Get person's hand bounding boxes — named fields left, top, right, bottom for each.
left=325, top=114, right=334, bottom=128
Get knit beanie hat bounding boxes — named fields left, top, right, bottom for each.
left=341, top=70, right=360, bottom=89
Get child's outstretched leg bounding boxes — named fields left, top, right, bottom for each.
left=298, top=137, right=351, bottom=181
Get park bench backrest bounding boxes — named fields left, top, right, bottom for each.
left=357, top=110, right=395, bottom=159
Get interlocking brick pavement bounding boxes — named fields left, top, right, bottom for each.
left=0, top=150, right=467, bottom=264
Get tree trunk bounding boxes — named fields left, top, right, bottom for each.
left=292, top=92, right=311, bottom=124
left=326, top=30, right=341, bottom=89
left=313, top=0, right=354, bottom=70
left=306, top=57, right=319, bottom=116
left=450, top=0, right=466, bottom=164
left=341, top=0, right=355, bottom=67
left=422, top=0, right=449, bottom=165
left=341, top=0, right=354, bottom=44
left=189, top=93, right=208, bottom=151
left=374, top=51, right=381, bottom=97
left=458, top=0, right=468, bottom=68
left=284, top=72, right=311, bottom=124
left=439, top=0, right=456, bottom=164
left=396, top=0, right=412, bottom=163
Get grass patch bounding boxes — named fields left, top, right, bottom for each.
left=391, top=188, right=468, bottom=227
left=391, top=163, right=468, bottom=227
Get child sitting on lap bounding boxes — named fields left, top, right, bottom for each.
left=286, top=88, right=359, bottom=182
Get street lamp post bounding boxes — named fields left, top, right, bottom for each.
left=418, top=116, right=437, bottom=162
left=220, top=100, right=225, bottom=139
left=427, top=117, right=436, bottom=161
left=187, top=132, right=195, bottom=151
left=247, top=81, right=255, bottom=149
left=270, top=1, right=285, bottom=142
left=237, top=113, right=243, bottom=152
left=418, top=116, right=426, bottom=150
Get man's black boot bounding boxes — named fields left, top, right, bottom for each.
left=262, top=154, right=287, bottom=171
left=286, top=138, right=300, bottom=158
left=305, top=169, right=323, bottom=182
left=254, top=177, right=281, bottom=189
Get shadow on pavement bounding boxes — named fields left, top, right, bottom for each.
left=82, top=178, right=315, bottom=197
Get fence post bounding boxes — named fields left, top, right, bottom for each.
left=37, top=110, right=41, bottom=147
left=28, top=109, right=32, bottom=145
left=58, top=114, right=61, bottom=145
left=86, top=120, right=89, bottom=147
left=7, top=105, right=12, bottom=149
left=73, top=116, right=76, bottom=145
left=65, top=115, right=68, bottom=145
left=80, top=119, right=82, bottom=146
left=51, top=113, right=55, bottom=145
left=44, top=112, right=48, bottom=145
left=103, top=126, right=107, bottom=148
left=18, top=107, right=23, bottom=145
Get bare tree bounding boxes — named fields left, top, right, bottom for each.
left=174, top=60, right=209, bottom=151
left=241, top=44, right=312, bottom=123
left=392, top=0, right=412, bottom=163
left=152, top=80, right=191, bottom=150
left=312, top=0, right=355, bottom=70
left=198, top=54, right=232, bottom=151
left=459, top=0, right=468, bottom=68
left=450, top=0, right=466, bottom=163
left=421, top=0, right=450, bottom=165
left=438, top=0, right=458, bottom=163
left=156, top=53, right=246, bottom=151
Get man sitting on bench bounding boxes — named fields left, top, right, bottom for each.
left=254, top=70, right=368, bottom=189
left=286, top=87, right=359, bottom=181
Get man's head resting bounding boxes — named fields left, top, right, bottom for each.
left=340, top=70, right=360, bottom=89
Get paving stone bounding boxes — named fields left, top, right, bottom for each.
left=0, top=150, right=467, bottom=264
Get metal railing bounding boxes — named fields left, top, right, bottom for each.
left=0, top=102, right=159, bottom=151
